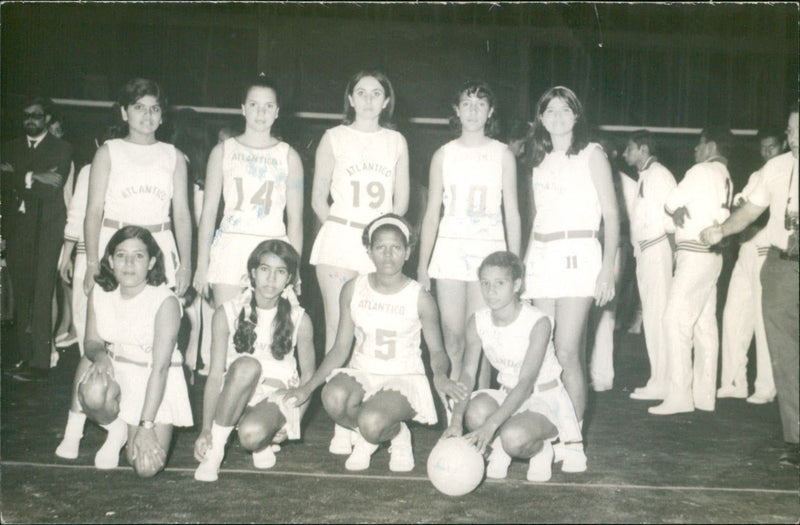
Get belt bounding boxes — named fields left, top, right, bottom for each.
left=107, top=349, right=182, bottom=368
left=533, top=230, right=598, bottom=242
left=103, top=218, right=172, bottom=233
left=770, top=246, right=799, bottom=262
left=327, top=215, right=368, bottom=230
left=501, top=378, right=560, bottom=395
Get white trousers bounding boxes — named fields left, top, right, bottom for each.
left=635, top=239, right=673, bottom=391
left=589, top=249, right=624, bottom=388
left=719, top=242, right=774, bottom=396
left=663, top=250, right=722, bottom=410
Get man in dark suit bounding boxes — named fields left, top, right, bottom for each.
left=1, top=97, right=73, bottom=381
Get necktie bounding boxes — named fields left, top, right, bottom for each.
left=28, top=140, right=35, bottom=150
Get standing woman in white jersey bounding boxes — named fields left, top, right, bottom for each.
left=522, top=86, right=619, bottom=427
left=417, top=80, right=521, bottom=385
left=309, top=69, right=409, bottom=451
left=288, top=214, right=465, bottom=472
left=194, top=74, right=305, bottom=308
left=83, top=78, right=192, bottom=298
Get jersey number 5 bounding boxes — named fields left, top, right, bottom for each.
left=375, top=329, right=397, bottom=360
left=233, top=178, right=275, bottom=214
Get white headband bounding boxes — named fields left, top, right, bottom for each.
left=368, top=216, right=410, bottom=243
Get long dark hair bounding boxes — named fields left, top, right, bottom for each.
left=95, top=226, right=167, bottom=292
left=527, top=86, right=589, bottom=168
left=233, top=240, right=300, bottom=360
left=342, top=68, right=396, bottom=129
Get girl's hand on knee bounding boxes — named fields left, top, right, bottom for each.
left=441, top=422, right=463, bottom=440
left=133, top=427, right=166, bottom=473
left=272, top=428, right=288, bottom=444
left=194, top=430, right=212, bottom=462
left=465, top=422, right=498, bottom=456
left=90, top=354, right=115, bottom=379
left=284, top=386, right=311, bottom=408
left=433, top=374, right=469, bottom=405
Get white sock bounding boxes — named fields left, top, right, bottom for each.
left=55, top=411, right=87, bottom=459
left=209, top=423, right=234, bottom=456
left=95, top=418, right=128, bottom=469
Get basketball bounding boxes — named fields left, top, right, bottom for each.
left=427, top=437, right=485, bottom=497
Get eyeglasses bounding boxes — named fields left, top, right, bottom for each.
left=23, top=112, right=46, bottom=120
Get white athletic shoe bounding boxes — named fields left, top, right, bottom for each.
left=329, top=424, right=355, bottom=455
left=558, top=442, right=587, bottom=473
left=94, top=419, right=128, bottom=470
left=486, top=440, right=512, bottom=479
left=630, top=385, right=667, bottom=401
left=345, top=432, right=379, bottom=471
left=648, top=396, right=694, bottom=416
left=194, top=451, right=224, bottom=482
left=55, top=438, right=81, bottom=460
left=252, top=447, right=277, bottom=470
left=746, top=392, right=776, bottom=405
left=526, top=440, right=554, bottom=482
left=388, top=423, right=414, bottom=472
left=716, top=385, right=747, bottom=399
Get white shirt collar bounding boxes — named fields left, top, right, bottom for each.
left=26, top=131, right=48, bottom=149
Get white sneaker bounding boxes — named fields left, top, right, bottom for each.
left=717, top=385, right=747, bottom=399
left=55, top=438, right=81, bottom=459
left=648, top=396, right=694, bottom=415
left=559, top=442, right=587, bottom=473
left=630, top=385, right=667, bottom=401
left=388, top=423, right=414, bottom=472
left=746, top=392, right=775, bottom=405
left=486, top=440, right=512, bottom=479
left=345, top=432, right=379, bottom=471
left=94, top=420, right=128, bottom=470
left=194, top=451, right=224, bottom=482
left=329, top=424, right=355, bottom=455
left=526, top=440, right=554, bottom=482
left=252, top=447, right=277, bottom=469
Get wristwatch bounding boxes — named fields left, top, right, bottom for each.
left=139, top=420, right=155, bottom=429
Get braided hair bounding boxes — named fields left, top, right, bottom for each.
left=232, top=240, right=300, bottom=360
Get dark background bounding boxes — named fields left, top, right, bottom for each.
left=1, top=2, right=797, bottom=185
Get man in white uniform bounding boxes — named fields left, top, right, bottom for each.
left=716, top=127, right=785, bottom=404
left=649, top=128, right=733, bottom=415
left=622, top=130, right=677, bottom=401
left=701, top=104, right=799, bottom=468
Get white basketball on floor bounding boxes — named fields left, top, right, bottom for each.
left=427, top=437, right=485, bottom=496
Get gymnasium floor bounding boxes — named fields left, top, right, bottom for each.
left=2, top=325, right=798, bottom=524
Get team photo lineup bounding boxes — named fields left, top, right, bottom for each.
left=0, top=3, right=798, bottom=521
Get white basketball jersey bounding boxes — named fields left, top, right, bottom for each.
left=219, top=138, right=290, bottom=237
left=104, top=139, right=175, bottom=224
left=326, top=125, right=403, bottom=224
left=532, top=143, right=603, bottom=233
left=474, top=303, right=561, bottom=390
left=94, top=284, right=182, bottom=364
left=348, top=275, right=425, bottom=375
left=438, top=139, right=506, bottom=241
left=223, top=294, right=304, bottom=386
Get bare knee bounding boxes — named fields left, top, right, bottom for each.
left=464, top=394, right=496, bottom=432
left=357, top=407, right=393, bottom=444
left=226, top=357, right=261, bottom=388
left=322, top=376, right=360, bottom=419
left=237, top=417, right=271, bottom=451
left=498, top=424, right=538, bottom=458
